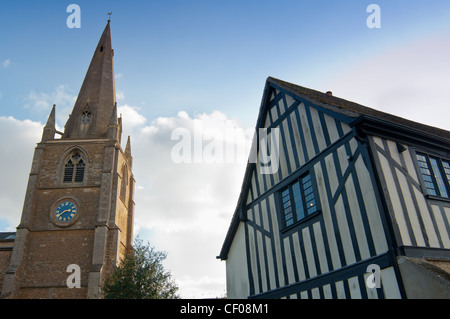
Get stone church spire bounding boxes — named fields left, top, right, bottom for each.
left=63, top=20, right=116, bottom=139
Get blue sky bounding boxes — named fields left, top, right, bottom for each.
left=2, top=1, right=449, bottom=126
left=1, top=1, right=450, bottom=298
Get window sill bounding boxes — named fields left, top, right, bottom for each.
left=62, top=182, right=86, bottom=187
left=425, top=194, right=450, bottom=203
left=280, top=210, right=321, bottom=233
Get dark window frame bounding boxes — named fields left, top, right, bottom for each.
left=416, top=152, right=450, bottom=199
left=278, top=172, right=320, bottom=230
left=63, top=153, right=86, bottom=184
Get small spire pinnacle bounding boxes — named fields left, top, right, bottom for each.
left=45, top=104, right=56, bottom=128
left=125, top=136, right=131, bottom=155
left=107, top=12, right=112, bottom=22
left=42, top=104, right=56, bottom=141
left=108, top=102, right=121, bottom=141
left=125, top=136, right=133, bottom=167
left=109, top=102, right=118, bottom=126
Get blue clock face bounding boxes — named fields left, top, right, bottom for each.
left=54, top=201, right=78, bottom=223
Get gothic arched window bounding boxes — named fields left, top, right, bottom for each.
left=63, top=153, right=85, bottom=183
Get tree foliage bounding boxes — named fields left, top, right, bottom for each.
left=103, top=237, right=180, bottom=299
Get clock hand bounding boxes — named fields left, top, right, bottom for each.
left=56, top=209, right=71, bottom=218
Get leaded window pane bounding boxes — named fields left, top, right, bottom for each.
left=280, top=173, right=318, bottom=228
left=63, top=153, right=85, bottom=183
left=417, top=152, right=450, bottom=198
left=429, top=157, right=448, bottom=198
left=63, top=161, right=74, bottom=183
left=417, top=153, right=438, bottom=196
left=74, top=160, right=85, bottom=183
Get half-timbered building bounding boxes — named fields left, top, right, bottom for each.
left=218, top=77, right=450, bottom=299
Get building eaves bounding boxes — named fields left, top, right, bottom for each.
left=267, top=76, right=450, bottom=141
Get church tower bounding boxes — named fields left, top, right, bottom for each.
left=1, top=21, right=135, bottom=299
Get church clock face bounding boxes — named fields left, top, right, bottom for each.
left=50, top=197, right=80, bottom=227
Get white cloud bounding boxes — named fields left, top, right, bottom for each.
left=117, top=104, right=147, bottom=132
left=324, top=32, right=450, bottom=131
left=0, top=116, right=43, bottom=227
left=116, top=90, right=125, bottom=101
left=123, top=110, right=251, bottom=298
left=24, top=85, right=77, bottom=127
left=2, top=59, right=11, bottom=68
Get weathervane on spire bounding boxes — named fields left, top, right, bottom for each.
left=107, top=12, right=112, bottom=22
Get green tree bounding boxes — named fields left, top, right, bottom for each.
left=103, top=237, right=180, bottom=299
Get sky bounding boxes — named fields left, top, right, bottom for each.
left=1, top=1, right=450, bottom=298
